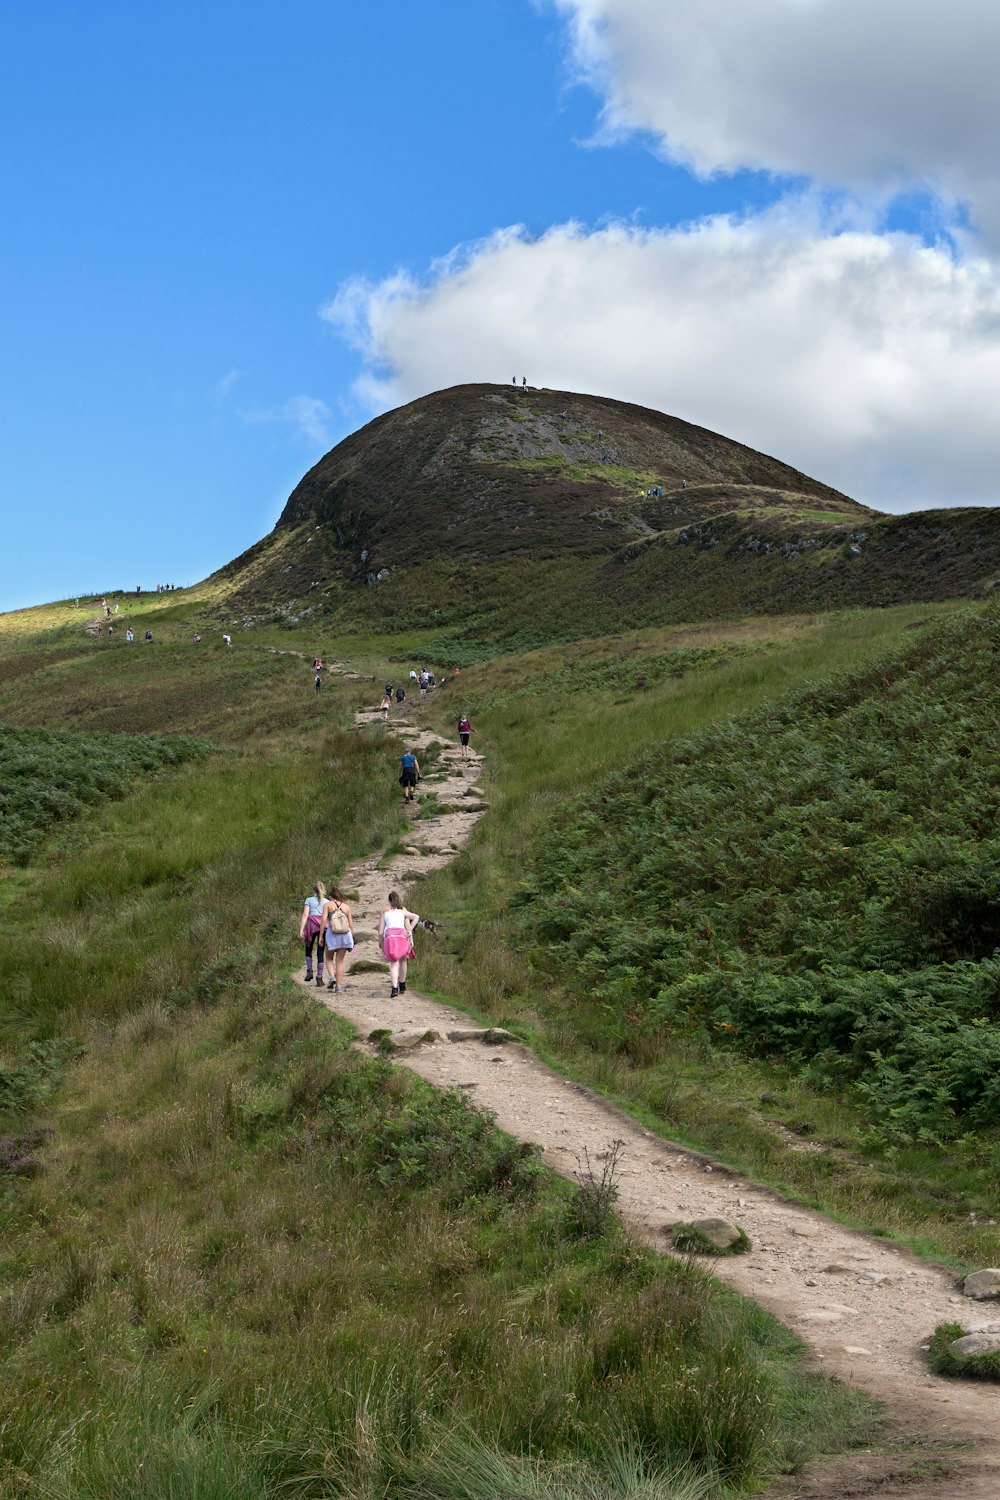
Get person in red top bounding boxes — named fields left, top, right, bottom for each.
left=457, top=714, right=472, bottom=758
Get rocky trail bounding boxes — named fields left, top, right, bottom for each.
left=295, top=693, right=1000, bottom=1500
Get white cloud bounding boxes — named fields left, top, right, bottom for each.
left=322, top=209, right=1000, bottom=511
left=214, top=369, right=243, bottom=399
left=241, top=394, right=334, bottom=446
left=552, top=0, right=1000, bottom=235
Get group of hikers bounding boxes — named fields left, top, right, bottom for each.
left=378, top=668, right=447, bottom=717
left=300, top=883, right=420, bottom=999
left=297, top=670, right=476, bottom=998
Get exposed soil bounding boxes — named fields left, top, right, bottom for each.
left=295, top=693, right=1000, bottom=1500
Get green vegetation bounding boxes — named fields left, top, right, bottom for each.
left=413, top=601, right=1000, bottom=1269
left=0, top=722, right=207, bottom=863
left=929, top=1323, right=1000, bottom=1382
left=518, top=610, right=1000, bottom=1147
left=4, top=970, right=877, bottom=1497
left=667, top=1225, right=753, bottom=1257
left=0, top=595, right=888, bottom=1497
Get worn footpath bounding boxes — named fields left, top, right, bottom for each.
left=294, top=694, right=1000, bottom=1500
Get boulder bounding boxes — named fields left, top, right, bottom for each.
left=963, top=1270, right=1000, bottom=1300
left=389, top=1030, right=441, bottom=1049
left=950, top=1331, right=1000, bottom=1358
left=666, top=1217, right=748, bottom=1253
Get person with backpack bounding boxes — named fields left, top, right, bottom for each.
left=379, top=890, right=419, bottom=997
left=457, top=713, right=472, bottom=758
left=319, top=886, right=354, bottom=994
left=299, top=881, right=327, bottom=985
left=399, top=749, right=420, bottom=802
left=395, top=685, right=405, bottom=705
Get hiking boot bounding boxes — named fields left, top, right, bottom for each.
left=390, top=987, right=399, bottom=998
left=315, top=974, right=324, bottom=986
left=327, top=979, right=338, bottom=992
left=304, top=970, right=313, bottom=982
left=398, top=981, right=406, bottom=993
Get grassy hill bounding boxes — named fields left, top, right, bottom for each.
left=5, top=384, right=1000, bottom=1492
left=0, top=593, right=899, bottom=1498
left=210, top=384, right=1000, bottom=660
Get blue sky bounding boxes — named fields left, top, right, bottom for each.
left=3, top=1, right=999, bottom=610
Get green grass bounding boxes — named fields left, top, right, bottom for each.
left=0, top=722, right=207, bottom=864
left=928, top=1323, right=1000, bottom=1382
left=0, top=595, right=889, bottom=1496
left=411, top=600, right=1000, bottom=1268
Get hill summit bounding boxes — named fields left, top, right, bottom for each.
left=275, top=382, right=867, bottom=578
left=218, top=384, right=1000, bottom=658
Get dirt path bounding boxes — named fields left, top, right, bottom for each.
left=296, top=696, right=1000, bottom=1499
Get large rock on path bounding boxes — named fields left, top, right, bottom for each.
left=964, top=1270, right=1000, bottom=1300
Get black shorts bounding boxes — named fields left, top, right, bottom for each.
left=400, top=769, right=417, bottom=787
left=459, top=732, right=470, bottom=746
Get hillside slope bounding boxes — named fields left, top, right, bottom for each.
left=213, top=384, right=1000, bottom=656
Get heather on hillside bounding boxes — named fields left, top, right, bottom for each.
left=0, top=723, right=207, bottom=864
left=518, top=607, right=1000, bottom=1144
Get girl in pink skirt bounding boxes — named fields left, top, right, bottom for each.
left=378, top=890, right=419, bottom=998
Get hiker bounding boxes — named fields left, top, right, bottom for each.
left=125, top=628, right=134, bottom=643
left=223, top=633, right=232, bottom=647
left=315, top=669, right=322, bottom=693
left=380, top=693, right=391, bottom=719
left=300, top=881, right=327, bottom=985
left=522, top=376, right=527, bottom=388
left=385, top=682, right=393, bottom=698
left=409, top=669, right=418, bottom=682
left=395, top=684, right=405, bottom=704
left=319, top=886, right=354, bottom=994
left=453, top=664, right=460, bottom=677
left=418, top=670, right=428, bottom=694
left=379, top=890, right=419, bottom=998
left=399, top=749, right=420, bottom=802
left=457, top=713, right=472, bottom=758
left=144, top=630, right=152, bottom=642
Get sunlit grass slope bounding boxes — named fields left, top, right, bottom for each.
left=0, top=593, right=885, bottom=1496
left=412, top=601, right=1000, bottom=1267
